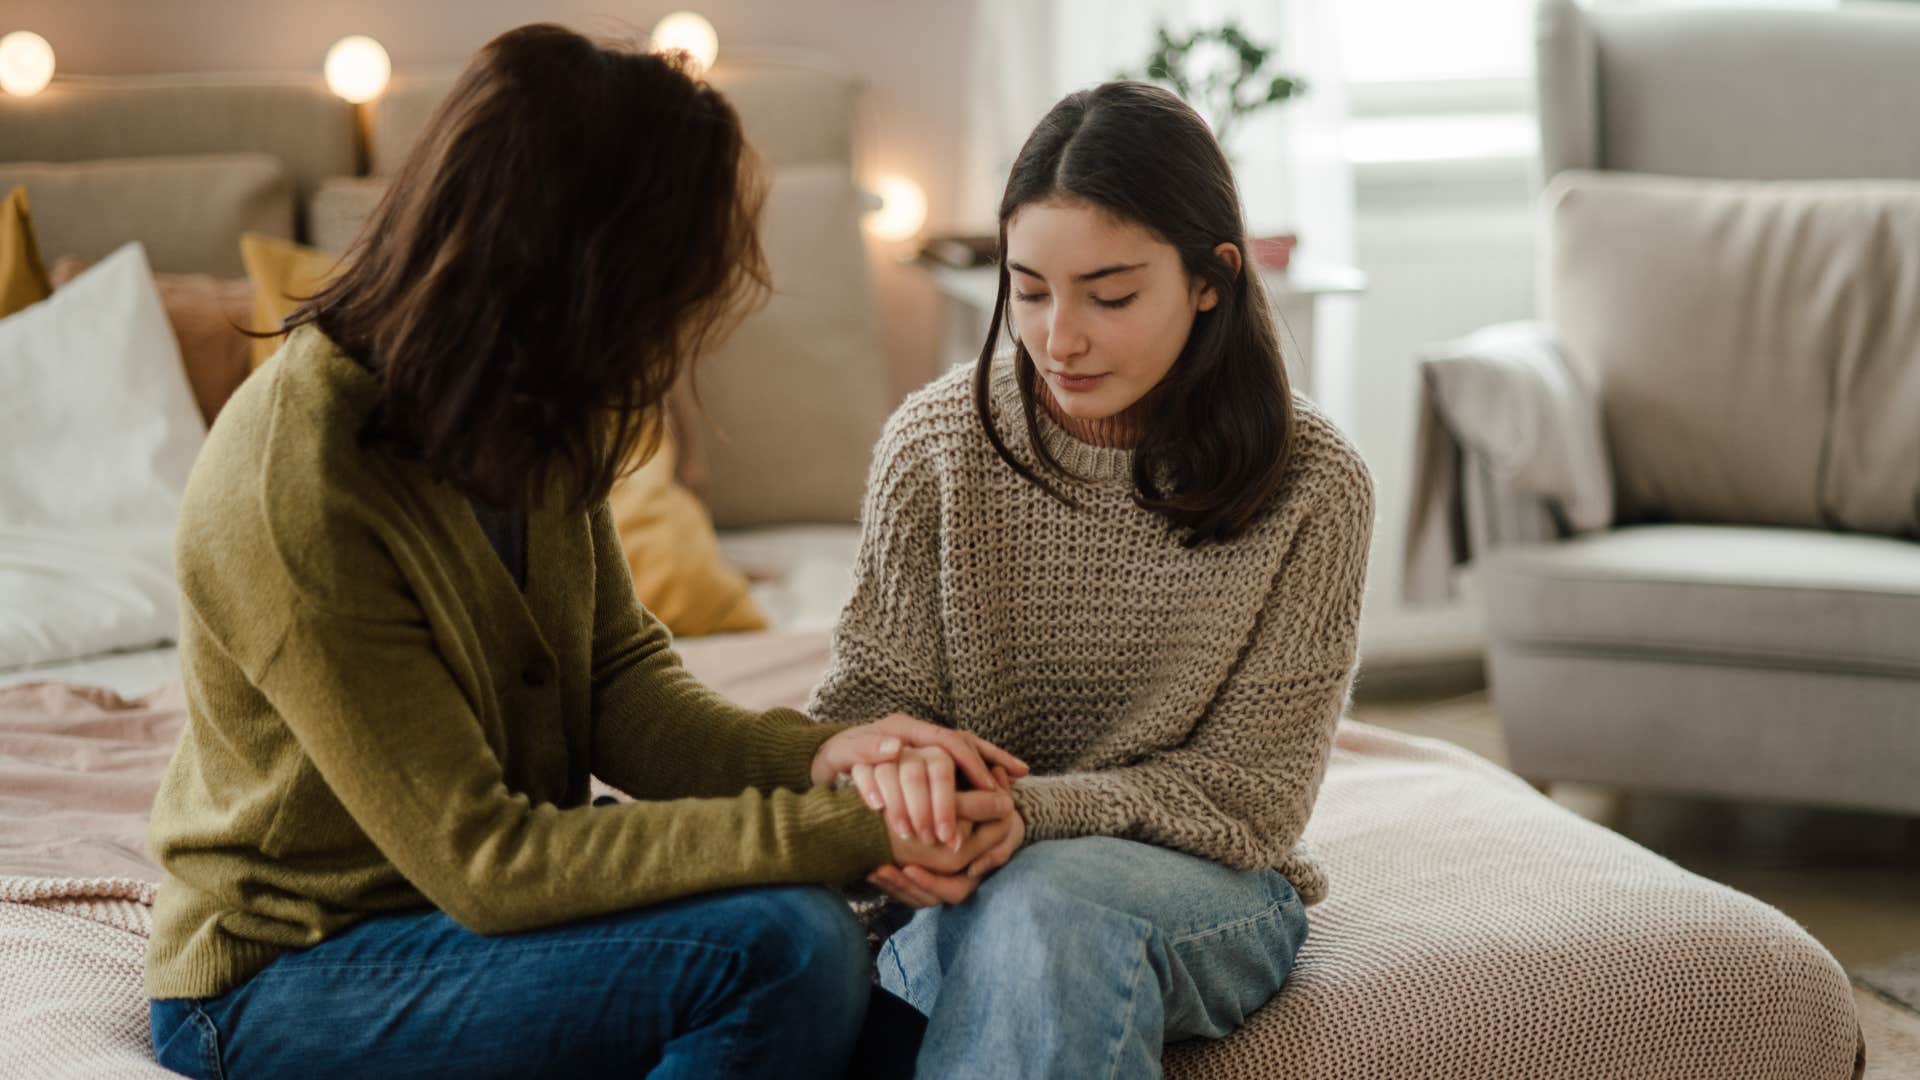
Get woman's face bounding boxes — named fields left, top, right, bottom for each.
left=1004, top=199, right=1234, bottom=421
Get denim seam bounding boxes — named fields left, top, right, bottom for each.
left=1103, top=936, right=1153, bottom=1080
left=1166, top=899, right=1285, bottom=947
left=189, top=1003, right=225, bottom=1080
left=884, top=940, right=916, bottom=1009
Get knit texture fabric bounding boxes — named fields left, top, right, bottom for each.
left=0, top=877, right=168, bottom=1080
left=1159, top=723, right=1863, bottom=1080
left=809, top=356, right=1375, bottom=904
left=146, top=325, right=890, bottom=1001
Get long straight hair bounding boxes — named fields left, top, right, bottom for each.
left=974, top=82, right=1295, bottom=547
left=283, top=24, right=769, bottom=511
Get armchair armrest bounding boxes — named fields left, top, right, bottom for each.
left=1403, top=321, right=1614, bottom=603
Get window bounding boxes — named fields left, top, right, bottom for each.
left=1337, top=0, right=1534, bottom=85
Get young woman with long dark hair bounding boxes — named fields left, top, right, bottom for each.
left=811, top=81, right=1375, bottom=1076
left=143, top=25, right=1025, bottom=1077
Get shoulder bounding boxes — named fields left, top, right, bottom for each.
left=1281, top=393, right=1374, bottom=519
left=177, top=326, right=410, bottom=620
left=868, top=362, right=986, bottom=491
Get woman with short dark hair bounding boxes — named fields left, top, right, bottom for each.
left=144, top=24, right=1023, bottom=1077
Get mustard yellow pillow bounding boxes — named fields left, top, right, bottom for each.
left=240, top=232, right=341, bottom=368
left=609, top=432, right=769, bottom=636
left=1, top=186, right=52, bottom=318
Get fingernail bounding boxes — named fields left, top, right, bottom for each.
left=880, top=738, right=900, bottom=754
left=865, top=793, right=882, bottom=809
left=896, top=828, right=910, bottom=841
left=937, top=823, right=951, bottom=843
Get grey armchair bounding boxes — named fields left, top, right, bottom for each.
left=1406, top=0, right=1920, bottom=816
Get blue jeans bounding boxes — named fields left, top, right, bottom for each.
left=878, top=836, right=1309, bottom=1079
left=150, top=885, right=898, bottom=1079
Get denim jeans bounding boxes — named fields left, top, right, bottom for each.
left=149, top=885, right=900, bottom=1079
left=878, top=836, right=1309, bottom=1079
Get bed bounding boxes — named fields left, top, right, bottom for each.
left=0, top=56, right=1864, bottom=1080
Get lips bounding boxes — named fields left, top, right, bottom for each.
left=1049, top=371, right=1108, bottom=391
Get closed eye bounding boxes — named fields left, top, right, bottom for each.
left=1013, top=290, right=1047, bottom=303
left=1094, top=293, right=1138, bottom=309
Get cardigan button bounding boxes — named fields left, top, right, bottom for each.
left=522, top=657, right=554, bottom=688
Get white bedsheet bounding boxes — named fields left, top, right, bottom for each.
left=0, top=643, right=181, bottom=697
left=717, top=524, right=860, bottom=634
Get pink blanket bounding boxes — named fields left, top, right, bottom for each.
left=0, top=633, right=1865, bottom=1079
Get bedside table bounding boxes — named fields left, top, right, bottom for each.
left=922, top=260, right=1365, bottom=398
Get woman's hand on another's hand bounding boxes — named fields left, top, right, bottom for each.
left=962, top=765, right=1025, bottom=879
left=868, top=785, right=1023, bottom=908
left=817, top=713, right=1030, bottom=848
left=852, top=745, right=960, bottom=847
left=810, top=725, right=905, bottom=790
left=865, top=713, right=1031, bottom=794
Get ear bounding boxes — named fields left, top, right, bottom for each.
left=1195, top=242, right=1244, bottom=312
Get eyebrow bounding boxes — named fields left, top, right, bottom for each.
left=1006, top=260, right=1148, bottom=283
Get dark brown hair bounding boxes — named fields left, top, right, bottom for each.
left=284, top=23, right=769, bottom=510
left=974, top=81, right=1295, bottom=547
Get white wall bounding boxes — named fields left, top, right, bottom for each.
left=1347, top=155, right=1540, bottom=664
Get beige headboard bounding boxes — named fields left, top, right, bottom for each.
left=0, top=74, right=355, bottom=274
left=371, top=61, right=861, bottom=175
left=0, top=57, right=891, bottom=527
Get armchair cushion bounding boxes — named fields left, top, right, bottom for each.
left=1483, top=525, right=1920, bottom=676
left=1544, top=170, right=1920, bottom=537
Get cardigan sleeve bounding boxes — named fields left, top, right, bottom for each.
left=1008, top=459, right=1374, bottom=884
left=251, top=584, right=891, bottom=938
left=805, top=418, right=952, bottom=728
left=582, top=501, right=853, bottom=800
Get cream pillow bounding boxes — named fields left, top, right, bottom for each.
left=0, top=154, right=292, bottom=278
left=0, top=242, right=204, bottom=667
left=1546, top=170, right=1920, bottom=536
left=689, top=165, right=890, bottom=528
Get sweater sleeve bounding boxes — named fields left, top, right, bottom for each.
left=1008, top=461, right=1374, bottom=880
left=806, top=419, right=951, bottom=727
left=251, top=592, right=890, bottom=938
left=582, top=501, right=852, bottom=801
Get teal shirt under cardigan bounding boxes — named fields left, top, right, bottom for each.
left=146, top=325, right=890, bottom=1000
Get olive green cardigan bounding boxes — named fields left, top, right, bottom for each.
left=146, top=326, right=890, bottom=999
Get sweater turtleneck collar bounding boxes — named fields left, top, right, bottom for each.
left=1033, top=375, right=1153, bottom=450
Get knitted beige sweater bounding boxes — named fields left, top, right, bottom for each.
left=808, top=357, right=1374, bottom=904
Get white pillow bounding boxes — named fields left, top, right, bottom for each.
left=0, top=242, right=204, bottom=668
left=0, top=525, right=179, bottom=669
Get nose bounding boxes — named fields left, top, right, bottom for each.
left=1047, top=304, right=1088, bottom=363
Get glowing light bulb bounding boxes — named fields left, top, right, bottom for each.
left=324, top=35, right=390, bottom=104
left=0, top=31, right=56, bottom=97
left=650, top=12, right=719, bottom=76
left=865, top=175, right=928, bottom=242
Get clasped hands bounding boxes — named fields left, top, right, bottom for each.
left=809, top=713, right=1029, bottom=908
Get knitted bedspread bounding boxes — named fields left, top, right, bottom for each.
left=0, top=633, right=1863, bottom=1079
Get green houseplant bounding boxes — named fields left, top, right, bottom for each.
left=1118, top=21, right=1307, bottom=270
